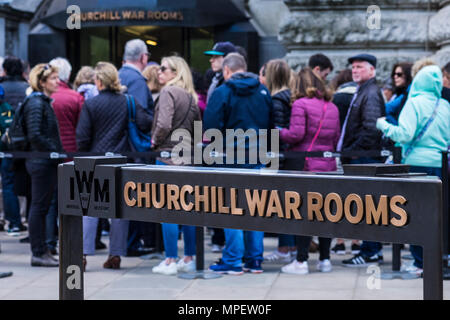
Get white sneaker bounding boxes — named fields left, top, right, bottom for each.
left=211, top=244, right=223, bottom=253
left=264, top=250, right=292, bottom=263
left=317, top=259, right=332, bottom=273
left=152, top=260, right=177, bottom=275
left=281, top=260, right=309, bottom=275
left=176, top=259, right=196, bottom=273
left=401, top=263, right=423, bottom=275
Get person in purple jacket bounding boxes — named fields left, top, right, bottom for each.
left=279, top=67, right=341, bottom=275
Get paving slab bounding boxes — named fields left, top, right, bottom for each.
left=1, top=230, right=449, bottom=300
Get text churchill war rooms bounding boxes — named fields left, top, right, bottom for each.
left=123, top=181, right=408, bottom=227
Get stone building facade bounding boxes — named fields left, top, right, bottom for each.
left=0, top=0, right=41, bottom=61
left=247, top=0, right=450, bottom=80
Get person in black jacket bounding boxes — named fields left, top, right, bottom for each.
left=0, top=56, right=29, bottom=236
left=24, top=63, right=62, bottom=267
left=76, top=61, right=152, bottom=270
left=331, top=69, right=357, bottom=129
left=338, top=54, right=385, bottom=267
left=263, top=59, right=297, bottom=264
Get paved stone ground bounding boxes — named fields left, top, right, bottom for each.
left=0, top=229, right=449, bottom=300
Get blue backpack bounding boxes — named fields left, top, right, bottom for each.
left=125, top=94, right=152, bottom=152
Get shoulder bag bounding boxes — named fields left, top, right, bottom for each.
left=304, top=101, right=329, bottom=171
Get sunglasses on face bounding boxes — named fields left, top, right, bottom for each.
left=394, top=72, right=404, bottom=78
left=159, top=66, right=174, bottom=73
left=38, top=64, right=51, bottom=79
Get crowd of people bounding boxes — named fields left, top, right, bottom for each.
left=0, top=39, right=449, bottom=278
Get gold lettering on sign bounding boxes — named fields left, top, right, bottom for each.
left=210, top=186, right=217, bottom=213
left=308, top=192, right=324, bottom=221
left=81, top=10, right=182, bottom=22
left=124, top=181, right=136, bottom=207
left=218, top=187, right=230, bottom=214
left=245, top=189, right=267, bottom=217
left=365, top=195, right=388, bottom=225
left=152, top=183, right=165, bottom=209
left=122, top=11, right=132, bottom=19
left=285, top=191, right=302, bottom=220
left=344, top=194, right=364, bottom=224
left=324, top=193, right=343, bottom=223
left=167, top=184, right=180, bottom=210
left=230, top=188, right=243, bottom=215
left=180, top=185, right=194, bottom=211
left=195, top=186, right=209, bottom=212
left=266, top=190, right=283, bottom=218
left=390, top=195, right=408, bottom=227
left=169, top=12, right=178, bottom=20
left=137, top=183, right=150, bottom=208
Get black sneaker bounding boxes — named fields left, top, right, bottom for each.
left=6, top=227, right=21, bottom=237
left=331, top=243, right=346, bottom=255
left=351, top=243, right=361, bottom=254
left=342, top=254, right=383, bottom=267
left=243, top=259, right=263, bottom=273
left=19, top=236, right=30, bottom=243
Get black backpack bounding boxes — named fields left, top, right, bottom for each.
left=1, top=92, right=39, bottom=151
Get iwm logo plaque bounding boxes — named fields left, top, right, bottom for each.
left=58, top=156, right=127, bottom=218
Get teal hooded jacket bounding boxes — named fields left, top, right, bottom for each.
left=376, top=65, right=450, bottom=168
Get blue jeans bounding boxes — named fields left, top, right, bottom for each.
left=222, top=229, right=264, bottom=267
left=349, top=157, right=384, bottom=257
left=46, top=190, right=58, bottom=250
left=83, top=216, right=129, bottom=256
left=1, top=158, right=22, bottom=228
left=279, top=234, right=296, bottom=247
left=408, top=166, right=442, bottom=269
left=155, top=159, right=196, bottom=258
left=162, top=223, right=196, bottom=258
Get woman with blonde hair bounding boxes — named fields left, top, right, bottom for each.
left=24, top=63, right=63, bottom=267
left=263, top=59, right=298, bottom=263
left=73, top=66, right=98, bottom=100
left=142, top=64, right=162, bottom=101
left=76, top=61, right=152, bottom=270
left=151, top=55, right=201, bottom=275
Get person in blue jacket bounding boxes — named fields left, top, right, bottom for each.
left=385, top=62, right=412, bottom=125
left=377, top=65, right=450, bottom=275
left=204, top=53, right=273, bottom=274
left=118, top=39, right=156, bottom=257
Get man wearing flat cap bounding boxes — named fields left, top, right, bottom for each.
left=204, top=41, right=237, bottom=103
left=338, top=53, right=386, bottom=267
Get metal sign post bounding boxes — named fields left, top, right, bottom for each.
left=58, top=157, right=444, bottom=300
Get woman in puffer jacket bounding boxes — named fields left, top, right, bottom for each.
left=279, top=67, right=340, bottom=275
left=76, top=62, right=152, bottom=270
left=24, top=63, right=63, bottom=267
left=263, top=59, right=298, bottom=264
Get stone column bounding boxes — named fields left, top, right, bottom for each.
left=279, top=0, right=441, bottom=80
left=430, top=1, right=450, bottom=66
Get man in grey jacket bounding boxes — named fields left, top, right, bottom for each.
left=118, top=39, right=156, bottom=257
left=119, top=39, right=154, bottom=115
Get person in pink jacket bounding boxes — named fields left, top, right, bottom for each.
left=279, top=67, right=341, bottom=275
